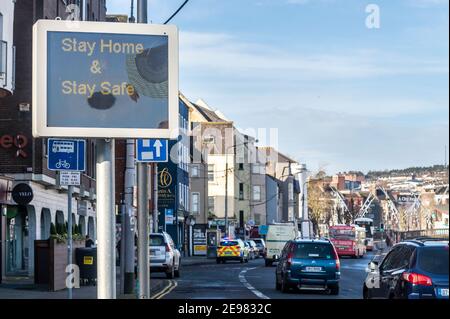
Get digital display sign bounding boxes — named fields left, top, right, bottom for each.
left=33, top=20, right=179, bottom=138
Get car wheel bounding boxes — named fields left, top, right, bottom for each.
left=265, top=259, right=272, bottom=267
left=216, top=258, right=221, bottom=264
left=240, top=258, right=244, bottom=263
left=174, top=267, right=180, bottom=278
left=363, top=285, right=371, bottom=299
left=166, top=266, right=175, bottom=279
left=275, top=275, right=281, bottom=291
left=281, top=276, right=290, bottom=293
left=329, top=284, right=339, bottom=295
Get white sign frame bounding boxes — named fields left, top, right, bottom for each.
left=32, top=20, right=179, bottom=139
left=59, top=171, right=81, bottom=186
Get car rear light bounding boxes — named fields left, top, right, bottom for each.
left=287, top=252, right=293, bottom=266
left=331, top=246, right=340, bottom=270
left=165, top=244, right=171, bottom=253
left=402, top=272, right=433, bottom=286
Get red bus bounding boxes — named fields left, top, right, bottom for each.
left=329, top=225, right=366, bottom=258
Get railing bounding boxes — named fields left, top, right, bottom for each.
left=388, top=228, right=449, bottom=241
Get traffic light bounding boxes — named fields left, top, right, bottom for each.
left=380, top=223, right=384, bottom=232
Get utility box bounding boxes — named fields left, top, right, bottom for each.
left=75, top=247, right=97, bottom=285
left=206, top=229, right=221, bottom=259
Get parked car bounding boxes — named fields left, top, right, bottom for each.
left=149, top=232, right=181, bottom=279
left=363, top=238, right=449, bottom=299
left=275, top=239, right=341, bottom=294
left=265, top=223, right=298, bottom=267
left=252, top=238, right=266, bottom=257
left=245, top=240, right=260, bottom=259
left=217, top=238, right=250, bottom=263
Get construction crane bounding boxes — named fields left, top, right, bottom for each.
left=378, top=186, right=400, bottom=228
left=330, top=186, right=350, bottom=222
left=356, top=192, right=377, bottom=219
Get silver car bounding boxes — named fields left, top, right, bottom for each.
left=149, top=232, right=181, bottom=279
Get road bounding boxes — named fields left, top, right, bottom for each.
left=158, top=252, right=375, bottom=299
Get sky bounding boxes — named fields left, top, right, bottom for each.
left=106, top=0, right=449, bottom=174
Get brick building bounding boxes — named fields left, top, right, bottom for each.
left=0, top=0, right=105, bottom=279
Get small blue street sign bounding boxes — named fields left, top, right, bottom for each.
left=136, top=139, right=168, bottom=162
left=48, top=139, right=86, bottom=171
left=259, top=225, right=269, bottom=235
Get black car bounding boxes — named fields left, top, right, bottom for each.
left=363, top=238, right=449, bottom=299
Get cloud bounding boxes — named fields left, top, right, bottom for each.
left=179, top=31, right=449, bottom=80
left=407, top=0, right=449, bottom=7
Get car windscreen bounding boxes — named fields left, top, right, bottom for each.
left=149, top=235, right=165, bottom=246
left=294, top=243, right=334, bottom=260
left=418, top=247, right=449, bottom=275
left=220, top=241, right=239, bottom=247
left=329, top=228, right=355, bottom=240
left=253, top=239, right=263, bottom=245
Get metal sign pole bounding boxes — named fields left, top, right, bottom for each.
left=136, top=0, right=150, bottom=300
left=96, top=139, right=116, bottom=299
left=137, top=162, right=150, bottom=299
left=67, top=184, right=73, bottom=299
left=153, top=163, right=158, bottom=232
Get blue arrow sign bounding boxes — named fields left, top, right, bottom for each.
left=136, top=139, right=168, bottom=163
left=48, top=139, right=86, bottom=171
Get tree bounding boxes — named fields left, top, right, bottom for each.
left=308, top=178, right=333, bottom=236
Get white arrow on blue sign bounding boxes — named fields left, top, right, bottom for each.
left=48, top=139, right=86, bottom=171
left=136, top=139, right=169, bottom=163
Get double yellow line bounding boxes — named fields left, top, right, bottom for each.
left=151, top=280, right=177, bottom=299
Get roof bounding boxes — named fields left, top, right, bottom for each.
left=400, top=238, right=449, bottom=247
left=191, top=102, right=229, bottom=123
left=258, top=147, right=298, bottom=164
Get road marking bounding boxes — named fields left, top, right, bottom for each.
left=238, top=267, right=270, bottom=300
left=151, top=280, right=177, bottom=299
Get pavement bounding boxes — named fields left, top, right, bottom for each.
left=0, top=256, right=215, bottom=299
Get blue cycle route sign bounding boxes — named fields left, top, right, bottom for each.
left=48, top=139, right=86, bottom=171
left=136, top=139, right=168, bottom=162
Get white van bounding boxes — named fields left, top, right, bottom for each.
left=264, top=223, right=298, bottom=267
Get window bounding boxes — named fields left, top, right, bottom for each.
left=239, top=163, right=244, bottom=171
left=252, top=164, right=261, bottom=174
left=191, top=165, right=199, bottom=177
left=0, top=13, right=3, bottom=40
left=253, top=185, right=261, bottom=201
left=418, top=247, right=449, bottom=275
left=208, top=164, right=214, bottom=181
left=288, top=182, right=294, bottom=201
left=191, top=193, right=200, bottom=214
left=208, top=196, right=215, bottom=212
left=239, top=183, right=244, bottom=200
left=381, top=246, right=403, bottom=272
left=294, top=243, right=334, bottom=260
left=254, top=214, right=261, bottom=225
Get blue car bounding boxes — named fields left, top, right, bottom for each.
left=363, top=238, right=449, bottom=299
left=275, top=239, right=341, bottom=295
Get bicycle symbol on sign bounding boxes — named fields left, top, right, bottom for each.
left=55, top=159, right=70, bottom=169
